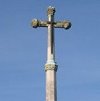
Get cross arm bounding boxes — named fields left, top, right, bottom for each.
left=31, top=19, right=48, bottom=28
left=54, top=21, right=71, bottom=29
left=31, top=19, right=71, bottom=29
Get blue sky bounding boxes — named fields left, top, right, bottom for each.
left=0, top=0, right=100, bottom=101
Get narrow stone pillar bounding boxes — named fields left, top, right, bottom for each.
left=45, top=6, right=57, bottom=101
left=45, top=64, right=57, bottom=101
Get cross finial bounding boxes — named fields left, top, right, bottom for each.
left=32, top=6, right=71, bottom=29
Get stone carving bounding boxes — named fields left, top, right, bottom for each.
left=45, top=64, right=58, bottom=71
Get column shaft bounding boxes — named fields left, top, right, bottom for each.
left=45, top=6, right=57, bottom=101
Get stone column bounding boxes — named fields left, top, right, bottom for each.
left=45, top=6, right=58, bottom=101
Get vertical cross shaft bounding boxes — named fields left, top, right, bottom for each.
left=47, top=6, right=55, bottom=64
left=31, top=6, right=71, bottom=101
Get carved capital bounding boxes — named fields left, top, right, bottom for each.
left=47, top=6, right=55, bottom=15
left=45, top=64, right=58, bottom=71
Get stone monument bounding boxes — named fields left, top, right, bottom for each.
left=31, top=6, right=71, bottom=101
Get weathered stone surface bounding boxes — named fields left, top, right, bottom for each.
left=46, top=70, right=57, bottom=101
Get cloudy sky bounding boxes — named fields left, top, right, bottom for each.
left=0, top=0, right=100, bottom=101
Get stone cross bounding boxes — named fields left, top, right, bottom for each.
left=31, top=6, right=71, bottom=101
